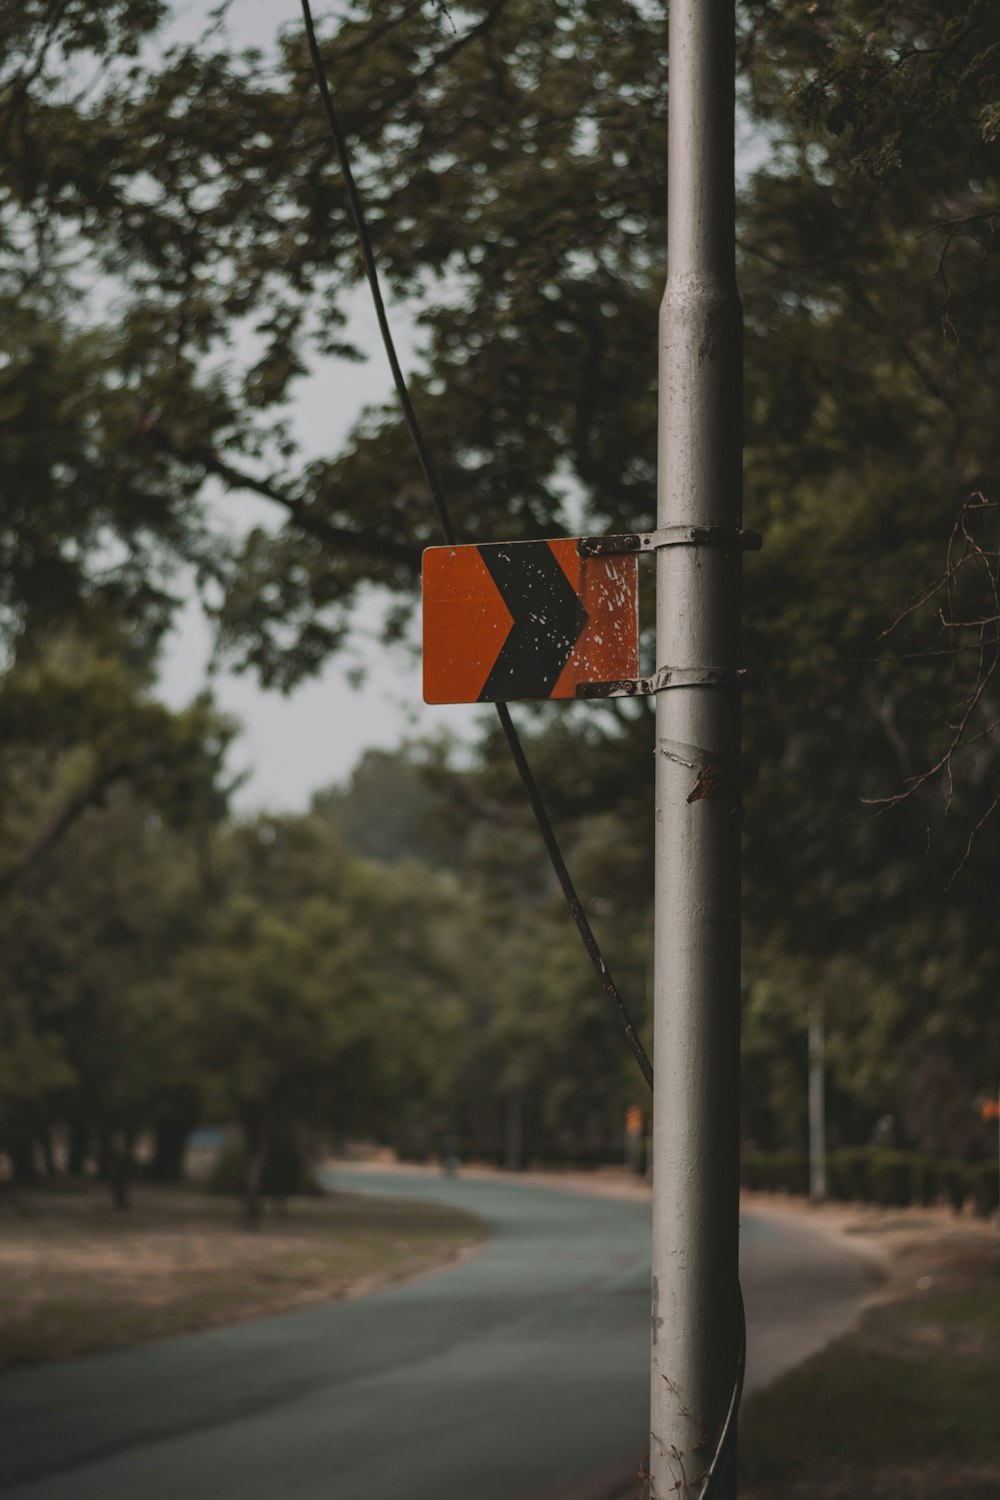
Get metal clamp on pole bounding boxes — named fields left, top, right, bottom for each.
left=576, top=666, right=754, bottom=700
left=576, top=525, right=761, bottom=558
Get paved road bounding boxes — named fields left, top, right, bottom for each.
left=0, top=1172, right=879, bottom=1500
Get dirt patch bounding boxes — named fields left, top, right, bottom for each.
left=0, top=1183, right=485, bottom=1369
left=739, top=1187, right=998, bottom=1293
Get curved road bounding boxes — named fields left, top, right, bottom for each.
left=0, top=1171, right=879, bottom=1500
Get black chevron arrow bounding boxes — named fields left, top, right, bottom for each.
left=477, top=541, right=589, bottom=701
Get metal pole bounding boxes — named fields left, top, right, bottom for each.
left=650, top=0, right=742, bottom=1495
left=808, top=998, right=827, bottom=1203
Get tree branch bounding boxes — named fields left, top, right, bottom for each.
left=0, top=762, right=127, bottom=898
left=139, top=424, right=422, bottom=571
left=204, top=449, right=422, bottom=570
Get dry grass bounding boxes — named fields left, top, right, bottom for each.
left=737, top=1229, right=1000, bottom=1499
left=605, top=1208, right=1000, bottom=1500
left=0, top=1183, right=485, bottom=1369
left=742, top=1466, right=1000, bottom=1500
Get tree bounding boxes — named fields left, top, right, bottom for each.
left=734, top=0, right=1000, bottom=1126
left=312, top=745, right=464, bottom=868
left=2, top=2, right=671, bottom=671
left=181, top=812, right=472, bottom=1220
left=0, top=629, right=235, bottom=1201
left=0, top=783, right=209, bottom=1205
left=0, top=625, right=236, bottom=897
left=322, top=741, right=653, bottom=1162
left=3, top=0, right=999, bottom=1152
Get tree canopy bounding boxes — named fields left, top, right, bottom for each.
left=1, top=0, right=999, bottom=1194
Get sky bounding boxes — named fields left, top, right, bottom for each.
left=156, top=288, right=486, bottom=813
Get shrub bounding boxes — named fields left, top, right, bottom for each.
left=968, top=1162, right=1000, bottom=1219
left=868, top=1151, right=913, bottom=1208
left=773, top=1150, right=809, bottom=1195
left=826, top=1147, right=875, bottom=1203
left=526, top=1141, right=624, bottom=1170
left=741, top=1150, right=813, bottom=1194
left=207, top=1130, right=320, bottom=1200
left=394, top=1140, right=432, bottom=1164
left=942, top=1160, right=970, bottom=1213
left=740, top=1146, right=993, bottom=1212
left=740, top=1151, right=770, bottom=1191
left=908, top=1154, right=939, bottom=1207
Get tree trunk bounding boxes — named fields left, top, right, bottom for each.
left=109, top=1131, right=134, bottom=1211
left=68, top=1120, right=89, bottom=1177
left=10, top=1137, right=38, bottom=1187
left=38, top=1125, right=57, bottom=1181
left=243, top=1108, right=271, bottom=1231
left=148, top=1119, right=190, bottom=1183
left=97, top=1128, right=113, bottom=1182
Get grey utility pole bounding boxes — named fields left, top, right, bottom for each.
left=650, top=0, right=742, bottom=1496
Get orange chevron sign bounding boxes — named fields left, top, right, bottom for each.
left=422, top=538, right=639, bottom=704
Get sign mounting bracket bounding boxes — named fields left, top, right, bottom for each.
left=576, top=525, right=760, bottom=558
left=576, top=666, right=753, bottom=700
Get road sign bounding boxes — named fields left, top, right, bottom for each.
left=422, top=538, right=638, bottom=704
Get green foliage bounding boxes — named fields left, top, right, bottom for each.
left=207, top=1131, right=321, bottom=1201
left=0, top=783, right=208, bottom=1196
left=311, top=746, right=464, bottom=868
left=0, top=624, right=235, bottom=1201
left=741, top=1280, right=1000, bottom=1492
left=967, top=1160, right=1000, bottom=1219
left=743, top=1145, right=1000, bottom=1216
left=825, top=1148, right=875, bottom=1203
left=2, top=0, right=1000, bottom=1181
left=0, top=635, right=235, bottom=847
left=741, top=1149, right=810, bottom=1197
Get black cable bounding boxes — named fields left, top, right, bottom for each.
left=299, top=0, right=651, bottom=1091
left=694, top=1280, right=746, bottom=1499
left=298, top=10, right=742, bottom=1491
left=299, top=1, right=454, bottom=548
left=493, top=701, right=653, bottom=1088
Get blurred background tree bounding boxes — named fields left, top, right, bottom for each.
left=1, top=0, right=998, bottom=1209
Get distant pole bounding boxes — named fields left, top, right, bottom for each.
left=650, top=0, right=742, bottom=1496
left=808, top=998, right=827, bottom=1203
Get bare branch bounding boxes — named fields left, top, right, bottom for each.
left=865, top=492, right=1000, bottom=866
left=138, top=423, right=422, bottom=571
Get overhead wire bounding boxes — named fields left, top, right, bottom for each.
left=297, top=5, right=743, bottom=1490
left=298, top=0, right=652, bottom=1091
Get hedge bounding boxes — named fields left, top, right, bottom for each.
left=741, top=1146, right=999, bottom=1216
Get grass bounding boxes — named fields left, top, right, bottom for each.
left=606, top=1228, right=1000, bottom=1500
left=738, top=1234, right=1000, bottom=1499
left=0, top=1181, right=486, bottom=1369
